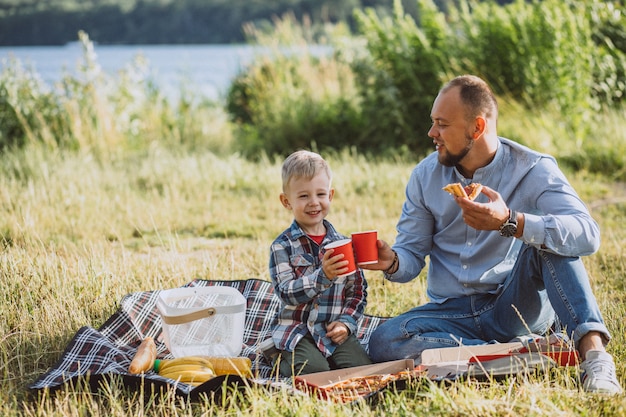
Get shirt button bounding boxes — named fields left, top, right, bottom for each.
left=467, top=242, right=472, bottom=246
left=462, top=265, right=468, bottom=270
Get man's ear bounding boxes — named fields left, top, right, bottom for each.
left=473, top=116, right=487, bottom=139
left=280, top=193, right=291, bottom=209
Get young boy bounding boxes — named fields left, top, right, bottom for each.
left=268, top=150, right=372, bottom=377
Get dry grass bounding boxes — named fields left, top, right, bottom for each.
left=0, top=145, right=625, bottom=416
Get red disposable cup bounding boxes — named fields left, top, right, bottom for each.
left=325, top=238, right=357, bottom=277
left=351, top=230, right=378, bottom=265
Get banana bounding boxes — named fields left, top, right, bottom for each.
left=156, top=356, right=216, bottom=386
left=159, top=368, right=216, bottom=384
left=159, top=366, right=213, bottom=378
left=157, top=364, right=210, bottom=376
left=154, top=355, right=252, bottom=386
left=155, top=356, right=214, bottom=373
left=203, top=357, right=252, bottom=377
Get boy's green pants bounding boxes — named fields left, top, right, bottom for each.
left=277, top=332, right=372, bottom=377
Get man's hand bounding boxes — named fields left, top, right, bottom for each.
left=359, top=239, right=395, bottom=271
left=455, top=185, right=509, bottom=231
left=326, top=321, right=349, bottom=344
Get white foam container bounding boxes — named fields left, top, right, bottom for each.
left=157, top=286, right=246, bottom=357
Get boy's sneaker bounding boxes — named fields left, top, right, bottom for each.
left=580, top=350, right=623, bottom=394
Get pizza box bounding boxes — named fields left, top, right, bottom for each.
left=418, top=340, right=578, bottom=380
left=293, top=359, right=416, bottom=402
left=417, top=343, right=522, bottom=380
left=421, top=342, right=524, bottom=365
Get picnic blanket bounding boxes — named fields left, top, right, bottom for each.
left=29, top=278, right=389, bottom=398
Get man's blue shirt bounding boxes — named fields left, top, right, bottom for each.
left=388, top=137, right=600, bottom=303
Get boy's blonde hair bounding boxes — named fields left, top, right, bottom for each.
left=281, top=150, right=332, bottom=191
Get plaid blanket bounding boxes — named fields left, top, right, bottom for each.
left=29, top=278, right=388, bottom=397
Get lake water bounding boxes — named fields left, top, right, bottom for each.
left=0, top=43, right=329, bottom=102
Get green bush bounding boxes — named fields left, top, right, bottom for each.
left=227, top=0, right=626, bottom=160
left=0, top=58, right=61, bottom=150
left=446, top=0, right=599, bottom=138
left=226, top=42, right=366, bottom=158
left=226, top=1, right=452, bottom=157
left=350, top=0, right=452, bottom=155
left=227, top=0, right=626, bottom=159
left=589, top=0, right=626, bottom=105
left=0, top=68, right=28, bottom=149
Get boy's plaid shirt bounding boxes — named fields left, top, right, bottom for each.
left=269, top=219, right=368, bottom=357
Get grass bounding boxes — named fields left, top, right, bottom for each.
left=0, top=138, right=625, bottom=415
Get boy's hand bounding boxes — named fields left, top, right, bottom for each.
left=322, top=248, right=350, bottom=279
left=326, top=321, right=349, bottom=344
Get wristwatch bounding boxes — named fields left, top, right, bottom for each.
left=499, top=209, right=518, bottom=237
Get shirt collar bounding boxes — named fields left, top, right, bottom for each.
left=288, top=219, right=342, bottom=244
left=455, top=137, right=506, bottom=184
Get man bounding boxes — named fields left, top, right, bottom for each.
left=363, top=75, right=622, bottom=394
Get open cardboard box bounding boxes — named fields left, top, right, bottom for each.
left=294, top=340, right=578, bottom=401
left=294, top=359, right=416, bottom=402
left=419, top=342, right=524, bottom=379
left=418, top=340, right=578, bottom=380
left=421, top=342, right=524, bottom=364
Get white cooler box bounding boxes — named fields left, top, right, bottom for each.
left=157, top=286, right=246, bottom=357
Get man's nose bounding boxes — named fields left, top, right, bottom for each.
left=427, top=124, right=438, bottom=138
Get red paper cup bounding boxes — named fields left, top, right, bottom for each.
left=351, top=230, right=378, bottom=265
left=325, top=238, right=357, bottom=277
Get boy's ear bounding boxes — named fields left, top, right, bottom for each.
left=329, top=188, right=335, bottom=201
left=280, top=193, right=291, bottom=209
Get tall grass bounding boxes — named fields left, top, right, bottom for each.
left=1, top=141, right=625, bottom=415
left=1, top=114, right=624, bottom=415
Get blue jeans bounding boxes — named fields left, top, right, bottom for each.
left=368, top=244, right=611, bottom=363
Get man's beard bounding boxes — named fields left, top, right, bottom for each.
left=438, top=133, right=474, bottom=167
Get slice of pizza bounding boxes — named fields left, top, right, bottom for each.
left=443, top=182, right=483, bottom=201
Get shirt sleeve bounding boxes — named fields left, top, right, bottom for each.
left=386, top=168, right=431, bottom=283
left=269, top=239, right=333, bottom=306
left=519, top=159, right=600, bottom=256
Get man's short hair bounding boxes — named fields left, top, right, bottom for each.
left=442, top=75, right=498, bottom=121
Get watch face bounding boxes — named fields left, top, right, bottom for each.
left=500, top=224, right=517, bottom=237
